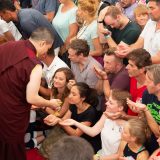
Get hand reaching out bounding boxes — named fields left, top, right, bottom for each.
left=59, top=119, right=76, bottom=126
left=44, top=114, right=61, bottom=126
left=116, top=42, right=131, bottom=58
left=126, top=98, right=147, bottom=113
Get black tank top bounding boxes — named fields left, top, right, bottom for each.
left=123, top=144, right=146, bottom=160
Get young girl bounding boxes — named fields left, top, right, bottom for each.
left=134, top=4, right=149, bottom=29
left=76, top=0, right=103, bottom=62
left=42, top=82, right=100, bottom=158
left=117, top=118, right=149, bottom=160
left=45, top=67, right=74, bottom=117
left=60, top=89, right=131, bottom=158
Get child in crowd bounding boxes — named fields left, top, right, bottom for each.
left=117, top=119, right=150, bottom=160
left=134, top=4, right=149, bottom=29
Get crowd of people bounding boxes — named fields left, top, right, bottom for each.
left=1, top=0, right=160, bottom=160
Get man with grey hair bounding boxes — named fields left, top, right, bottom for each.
left=0, top=27, right=61, bottom=160
left=127, top=64, right=160, bottom=154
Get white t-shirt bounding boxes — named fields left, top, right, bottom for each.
left=140, top=19, right=160, bottom=55
left=0, top=19, right=9, bottom=35
left=77, top=20, right=98, bottom=51
left=42, top=56, right=69, bottom=88
left=8, top=21, right=22, bottom=40
left=98, top=119, right=123, bottom=156
left=0, top=19, right=22, bottom=40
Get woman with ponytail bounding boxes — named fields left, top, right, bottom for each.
left=41, top=82, right=101, bottom=158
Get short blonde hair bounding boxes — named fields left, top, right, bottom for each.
left=134, top=4, right=148, bottom=17
left=127, top=118, right=150, bottom=144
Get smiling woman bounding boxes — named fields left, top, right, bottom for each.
left=45, top=67, right=74, bottom=117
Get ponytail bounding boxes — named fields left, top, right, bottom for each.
left=74, top=82, right=99, bottom=107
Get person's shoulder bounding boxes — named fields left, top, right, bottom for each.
left=19, top=8, right=41, bottom=19
left=127, top=21, right=141, bottom=31
left=88, top=56, right=102, bottom=67
left=146, top=19, right=156, bottom=25
left=118, top=67, right=129, bottom=76
left=137, top=149, right=149, bottom=160
left=0, top=19, right=7, bottom=25
left=53, top=56, right=69, bottom=67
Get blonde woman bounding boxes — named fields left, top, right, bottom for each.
left=76, top=0, right=103, bottom=63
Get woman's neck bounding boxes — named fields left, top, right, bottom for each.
left=57, top=87, right=65, bottom=95
left=77, top=102, right=89, bottom=113
left=128, top=142, right=142, bottom=152
left=85, top=16, right=96, bottom=25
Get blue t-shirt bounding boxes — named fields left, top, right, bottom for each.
left=16, top=8, right=63, bottom=49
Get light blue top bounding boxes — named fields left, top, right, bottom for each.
left=77, top=20, right=98, bottom=51
left=52, top=4, right=77, bottom=42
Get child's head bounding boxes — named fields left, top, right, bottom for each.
left=68, top=82, right=99, bottom=107
left=134, top=4, right=149, bottom=28
left=106, top=89, right=131, bottom=113
left=122, top=119, right=150, bottom=145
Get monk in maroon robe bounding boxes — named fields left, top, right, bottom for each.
left=0, top=27, right=61, bottom=160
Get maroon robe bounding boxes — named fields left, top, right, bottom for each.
left=0, top=40, right=41, bottom=160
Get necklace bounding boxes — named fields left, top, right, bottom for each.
left=76, top=22, right=89, bottom=39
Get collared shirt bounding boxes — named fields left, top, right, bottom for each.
left=43, top=56, right=68, bottom=88
left=140, top=19, right=160, bottom=56
left=71, top=56, right=102, bottom=88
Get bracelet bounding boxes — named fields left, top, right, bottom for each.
left=97, top=20, right=104, bottom=23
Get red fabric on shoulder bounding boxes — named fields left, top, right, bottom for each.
left=26, top=148, right=46, bottom=160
